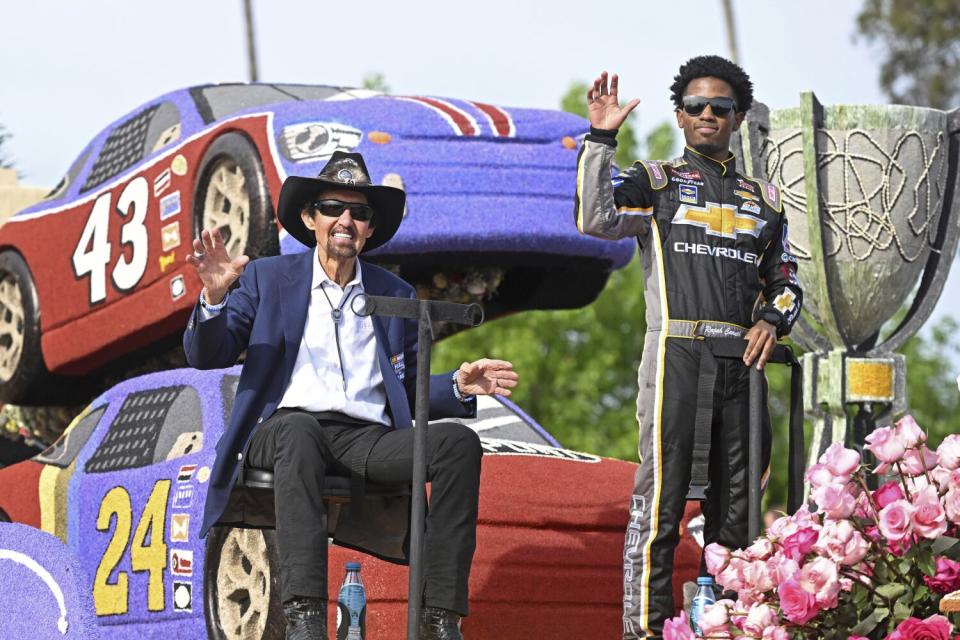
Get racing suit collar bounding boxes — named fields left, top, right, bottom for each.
left=682, top=145, right=737, bottom=177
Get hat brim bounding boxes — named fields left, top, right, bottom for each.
left=276, top=175, right=406, bottom=253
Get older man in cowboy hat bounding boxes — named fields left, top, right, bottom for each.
left=184, top=151, right=517, bottom=640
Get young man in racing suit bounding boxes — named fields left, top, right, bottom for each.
left=573, top=56, right=803, bottom=638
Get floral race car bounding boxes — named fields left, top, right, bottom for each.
left=0, top=84, right=633, bottom=405
left=0, top=365, right=703, bottom=639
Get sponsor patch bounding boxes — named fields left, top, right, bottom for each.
left=173, top=582, right=192, bottom=612
left=177, top=464, right=197, bottom=483
left=170, top=275, right=186, bottom=301
left=611, top=177, right=624, bottom=188
left=173, top=482, right=193, bottom=508
left=773, top=290, right=797, bottom=314
left=672, top=203, right=765, bottom=239
left=766, top=183, right=779, bottom=204
left=390, top=353, right=405, bottom=381
left=153, top=169, right=172, bottom=197
left=170, top=514, right=190, bottom=543
left=737, top=178, right=757, bottom=194
left=160, top=191, right=181, bottom=220
left=679, top=184, right=698, bottom=204
left=171, top=549, right=194, bottom=577
left=674, top=241, right=759, bottom=265
left=741, top=200, right=761, bottom=215
left=735, top=189, right=758, bottom=201
left=781, top=222, right=793, bottom=252
left=781, top=251, right=799, bottom=264
left=159, top=252, right=176, bottom=273
left=648, top=162, right=664, bottom=182
left=670, top=175, right=704, bottom=186
left=161, top=221, right=181, bottom=251
left=479, top=437, right=601, bottom=463
left=171, top=154, right=188, bottom=176
left=782, top=263, right=801, bottom=286
left=674, top=169, right=702, bottom=181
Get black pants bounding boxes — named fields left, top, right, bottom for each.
left=245, top=409, right=483, bottom=616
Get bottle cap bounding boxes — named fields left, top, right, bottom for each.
left=346, top=561, right=361, bottom=571
left=696, top=576, right=714, bottom=586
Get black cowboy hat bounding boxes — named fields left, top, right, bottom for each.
left=276, top=151, right=406, bottom=252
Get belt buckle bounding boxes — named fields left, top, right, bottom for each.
left=692, top=320, right=706, bottom=340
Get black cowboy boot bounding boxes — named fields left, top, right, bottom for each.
left=283, top=596, right=326, bottom=640
left=419, top=606, right=463, bottom=640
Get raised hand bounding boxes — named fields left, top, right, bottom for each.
left=185, top=228, right=250, bottom=304
left=455, top=359, right=519, bottom=397
left=587, top=71, right=641, bottom=131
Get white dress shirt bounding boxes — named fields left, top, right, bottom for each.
left=200, top=251, right=391, bottom=425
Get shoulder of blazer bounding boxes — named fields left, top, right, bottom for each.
left=360, top=260, right=415, bottom=296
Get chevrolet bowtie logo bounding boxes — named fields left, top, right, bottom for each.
left=671, top=202, right=766, bottom=239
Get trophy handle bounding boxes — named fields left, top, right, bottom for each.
left=870, top=108, right=960, bottom=355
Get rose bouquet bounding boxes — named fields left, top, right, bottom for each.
left=663, top=415, right=960, bottom=639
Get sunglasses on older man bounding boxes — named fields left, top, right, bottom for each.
left=681, top=95, right=738, bottom=117
left=311, top=200, right=375, bottom=222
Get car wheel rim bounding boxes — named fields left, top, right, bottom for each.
left=203, top=160, right=251, bottom=258
left=216, top=528, right=271, bottom=640
left=0, top=274, right=24, bottom=383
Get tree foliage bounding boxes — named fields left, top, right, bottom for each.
left=362, top=72, right=390, bottom=93
left=0, top=125, right=14, bottom=169
left=856, top=0, right=960, bottom=108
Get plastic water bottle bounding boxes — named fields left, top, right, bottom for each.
left=690, top=576, right=717, bottom=635
left=336, top=561, right=366, bottom=640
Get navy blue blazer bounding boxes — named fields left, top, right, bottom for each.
left=184, top=250, right=476, bottom=538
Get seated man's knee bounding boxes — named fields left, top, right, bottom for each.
left=274, top=413, right=324, bottom=453
left=436, top=423, right=482, bottom=462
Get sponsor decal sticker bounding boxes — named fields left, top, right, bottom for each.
left=170, top=275, right=186, bottom=301
left=177, top=464, right=197, bottom=483
left=153, top=169, right=172, bottom=197
left=173, top=481, right=193, bottom=508
left=173, top=582, right=192, bottom=612
left=170, top=514, right=190, bottom=543
left=171, top=154, right=188, bottom=176
left=171, top=549, right=193, bottom=577
left=479, top=437, right=601, bottom=462
left=679, top=184, right=698, bottom=204
left=160, top=191, right=181, bottom=220
left=161, top=221, right=181, bottom=251
left=159, top=252, right=176, bottom=273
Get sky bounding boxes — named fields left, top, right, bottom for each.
left=0, top=0, right=957, bottom=369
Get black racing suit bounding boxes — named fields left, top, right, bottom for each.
left=574, top=129, right=802, bottom=638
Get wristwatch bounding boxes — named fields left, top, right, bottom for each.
left=199, top=288, right=228, bottom=313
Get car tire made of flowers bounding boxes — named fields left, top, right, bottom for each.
left=0, top=251, right=48, bottom=405
left=194, top=132, right=279, bottom=261
left=205, top=526, right=285, bottom=640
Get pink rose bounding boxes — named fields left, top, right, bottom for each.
left=848, top=637, right=869, bottom=640
left=745, top=537, right=774, bottom=561
left=865, top=426, right=906, bottom=463
left=923, top=557, right=960, bottom=594
left=879, top=499, right=915, bottom=542
left=782, top=527, right=819, bottom=562
left=662, top=611, right=695, bottom=640
left=819, top=442, right=861, bottom=479
left=766, top=554, right=799, bottom=586
left=944, top=488, right=960, bottom=525
left=902, top=446, right=939, bottom=477
left=930, top=467, right=960, bottom=493
left=762, top=627, right=790, bottom=640
left=895, top=415, right=927, bottom=449
left=874, top=481, right=905, bottom=509
left=742, top=559, right=775, bottom=594
left=887, top=614, right=952, bottom=640
left=741, top=602, right=777, bottom=635
left=813, top=483, right=857, bottom=520
left=798, top=556, right=841, bottom=609
left=777, top=578, right=819, bottom=624
left=938, top=434, right=960, bottom=470
left=815, top=520, right=869, bottom=566
left=717, top=557, right=747, bottom=593
left=698, top=601, right=731, bottom=637
left=704, top=542, right=731, bottom=576
left=805, top=463, right=838, bottom=489
left=912, top=485, right=948, bottom=539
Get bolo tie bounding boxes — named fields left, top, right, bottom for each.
left=320, top=283, right=350, bottom=391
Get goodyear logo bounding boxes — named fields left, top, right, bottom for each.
left=671, top=202, right=766, bottom=239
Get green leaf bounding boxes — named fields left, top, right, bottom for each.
left=893, top=598, right=912, bottom=622
left=899, top=559, right=914, bottom=575
left=918, top=552, right=936, bottom=577
left=913, top=584, right=930, bottom=604
left=876, top=582, right=908, bottom=600
left=850, top=607, right=889, bottom=636
left=932, top=536, right=960, bottom=560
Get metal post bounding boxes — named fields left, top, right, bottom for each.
left=748, top=366, right=763, bottom=542
left=407, top=300, right=432, bottom=640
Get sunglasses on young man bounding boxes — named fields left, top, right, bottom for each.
left=681, top=95, right=739, bottom=117
left=311, top=200, right=375, bottom=222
